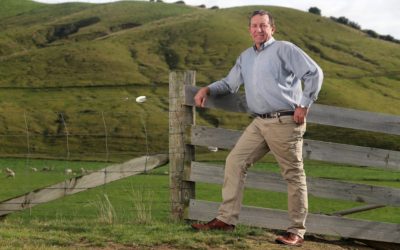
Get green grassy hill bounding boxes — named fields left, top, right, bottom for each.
left=0, top=0, right=399, bottom=160
left=0, top=0, right=44, bottom=18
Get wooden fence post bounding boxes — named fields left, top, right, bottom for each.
left=169, top=71, right=196, bottom=220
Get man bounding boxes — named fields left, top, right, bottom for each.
left=191, top=10, right=323, bottom=246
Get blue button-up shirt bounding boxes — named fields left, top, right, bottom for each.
left=208, top=37, right=323, bottom=114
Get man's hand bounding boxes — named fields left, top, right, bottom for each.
left=294, top=106, right=308, bottom=124
left=194, top=87, right=210, bottom=107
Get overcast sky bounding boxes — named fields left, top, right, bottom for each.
left=33, top=0, right=400, bottom=39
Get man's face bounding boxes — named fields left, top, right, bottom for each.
left=249, top=14, right=275, bottom=47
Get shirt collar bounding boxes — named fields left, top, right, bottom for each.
left=253, top=37, right=275, bottom=51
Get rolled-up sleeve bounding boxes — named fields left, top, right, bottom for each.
left=284, top=44, right=323, bottom=107
left=208, top=57, right=243, bottom=96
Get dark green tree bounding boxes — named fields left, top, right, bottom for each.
left=336, top=16, right=349, bottom=25
left=363, top=29, right=379, bottom=38
left=308, top=7, right=321, bottom=16
left=348, top=21, right=361, bottom=30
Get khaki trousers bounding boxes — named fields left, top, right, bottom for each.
left=216, top=116, right=308, bottom=238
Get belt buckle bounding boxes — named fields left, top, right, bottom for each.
left=270, top=112, right=279, bottom=118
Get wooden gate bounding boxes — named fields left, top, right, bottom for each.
left=169, top=71, right=400, bottom=244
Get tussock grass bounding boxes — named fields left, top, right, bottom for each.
left=93, top=194, right=117, bottom=224
left=131, top=187, right=154, bottom=224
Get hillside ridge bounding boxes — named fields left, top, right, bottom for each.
left=0, top=0, right=398, bottom=161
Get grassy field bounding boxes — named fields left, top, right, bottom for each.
left=0, top=157, right=399, bottom=249
left=0, top=0, right=399, bottom=159
left=0, top=2, right=398, bottom=248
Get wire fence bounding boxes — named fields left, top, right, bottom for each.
left=0, top=109, right=169, bottom=159
left=0, top=106, right=174, bottom=222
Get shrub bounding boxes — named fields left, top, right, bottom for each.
left=348, top=21, right=361, bottom=30
left=379, top=34, right=395, bottom=42
left=363, top=29, right=379, bottom=38
left=336, top=16, right=349, bottom=25
left=308, top=7, right=321, bottom=16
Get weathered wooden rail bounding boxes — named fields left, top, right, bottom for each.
left=169, top=71, right=400, bottom=244
left=0, top=154, right=168, bottom=217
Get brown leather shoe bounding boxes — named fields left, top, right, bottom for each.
left=275, top=232, right=304, bottom=246
left=191, top=218, right=235, bottom=231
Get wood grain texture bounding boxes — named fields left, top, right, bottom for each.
left=188, top=199, right=400, bottom=244
left=169, top=71, right=196, bottom=220
left=185, top=85, right=400, bottom=135
left=189, top=162, right=400, bottom=206
left=190, top=126, right=400, bottom=170
left=0, top=154, right=168, bottom=217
